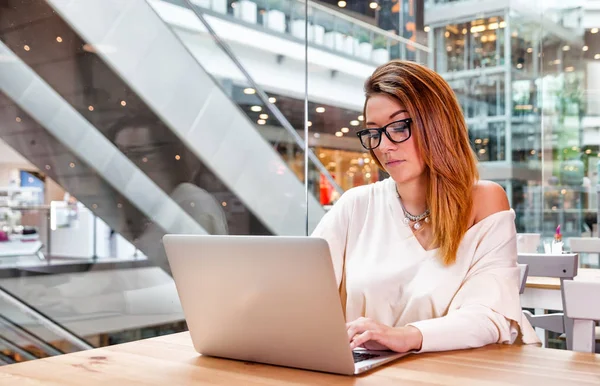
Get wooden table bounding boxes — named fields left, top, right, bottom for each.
left=0, top=332, right=599, bottom=385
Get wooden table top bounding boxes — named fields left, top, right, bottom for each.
left=526, top=268, right=600, bottom=290
left=0, top=332, right=598, bottom=385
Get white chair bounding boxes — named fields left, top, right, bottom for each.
left=518, top=263, right=529, bottom=295
left=517, top=253, right=578, bottom=350
left=563, top=280, right=600, bottom=353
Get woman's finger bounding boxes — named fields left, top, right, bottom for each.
left=350, top=330, right=376, bottom=350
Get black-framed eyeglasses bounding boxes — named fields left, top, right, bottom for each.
left=356, top=118, right=412, bottom=150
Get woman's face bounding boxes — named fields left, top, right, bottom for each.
left=365, top=94, right=426, bottom=185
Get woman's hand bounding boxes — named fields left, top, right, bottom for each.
left=346, top=317, right=423, bottom=353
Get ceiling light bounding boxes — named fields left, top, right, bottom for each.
left=314, top=133, right=320, bottom=138
left=120, top=100, right=127, bottom=106
left=350, top=120, right=359, bottom=126
left=511, top=31, right=518, bottom=37
left=316, top=107, right=325, bottom=113
left=251, top=105, right=262, bottom=112
left=56, top=36, right=63, bottom=43
left=565, top=66, right=574, bottom=72
left=69, top=162, right=75, bottom=168
left=369, top=2, right=378, bottom=9
left=583, top=46, right=589, bottom=52
left=307, top=121, right=312, bottom=127
left=358, top=115, right=364, bottom=121
left=222, top=202, right=227, bottom=207
left=268, top=97, right=277, bottom=103
left=335, top=131, right=343, bottom=137
left=175, top=154, right=181, bottom=160
left=562, top=45, right=570, bottom=51
left=527, top=48, right=533, bottom=53
left=243, top=88, right=256, bottom=95
left=445, top=31, right=450, bottom=38
left=341, top=127, right=349, bottom=133
left=586, top=149, right=592, bottom=154
left=117, top=203, right=123, bottom=208
left=338, top=0, right=346, bottom=7
left=530, top=150, right=536, bottom=155
left=23, top=45, right=30, bottom=51
left=88, top=105, right=94, bottom=111
left=92, top=204, right=98, bottom=209
left=259, top=113, right=268, bottom=119
left=462, top=28, right=467, bottom=34
left=257, top=119, right=266, bottom=125
left=424, top=26, right=430, bottom=32
left=488, top=22, right=498, bottom=30
left=517, top=63, right=523, bottom=69
left=142, top=157, right=148, bottom=163
left=592, top=28, right=599, bottom=34
left=499, top=21, right=506, bottom=28
left=45, top=165, right=51, bottom=170
left=15, top=117, right=21, bottom=123
left=595, top=54, right=600, bottom=60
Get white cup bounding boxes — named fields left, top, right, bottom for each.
left=516, top=233, right=541, bottom=253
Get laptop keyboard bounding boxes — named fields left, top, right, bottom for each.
left=352, top=351, right=381, bottom=363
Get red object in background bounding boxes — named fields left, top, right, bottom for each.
left=320, top=173, right=335, bottom=205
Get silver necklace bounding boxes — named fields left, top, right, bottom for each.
left=396, top=188, right=430, bottom=231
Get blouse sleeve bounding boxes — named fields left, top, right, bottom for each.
left=407, top=211, right=539, bottom=352
left=310, top=188, right=358, bottom=289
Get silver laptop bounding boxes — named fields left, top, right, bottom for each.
left=163, top=234, right=408, bottom=375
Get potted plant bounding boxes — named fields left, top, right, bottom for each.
left=371, top=35, right=390, bottom=64
left=357, top=32, right=372, bottom=60
left=262, top=0, right=287, bottom=33
left=233, top=0, right=258, bottom=24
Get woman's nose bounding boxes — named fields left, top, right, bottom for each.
left=378, top=132, right=397, bottom=152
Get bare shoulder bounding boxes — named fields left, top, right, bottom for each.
left=471, top=180, right=510, bottom=225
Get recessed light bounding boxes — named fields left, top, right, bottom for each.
left=369, top=2, right=378, bottom=9
left=251, top=105, right=262, bottom=112
left=222, top=202, right=227, bottom=207
left=23, top=45, right=30, bottom=51
left=358, top=115, right=364, bottom=121
left=120, top=100, right=127, bottom=106
left=562, top=45, right=570, bottom=51
left=316, top=107, right=326, bottom=113
left=517, top=63, right=523, bottom=69
left=257, top=119, right=266, bottom=125
left=88, top=105, right=94, bottom=111
left=117, top=203, right=123, bottom=208
left=243, top=88, right=256, bottom=95
left=341, top=127, right=349, bottom=133
left=592, top=28, right=599, bottom=34
left=175, top=154, right=181, bottom=160
left=335, top=131, right=343, bottom=137
left=307, top=121, right=312, bottom=127
left=583, top=46, right=589, bottom=52
left=259, top=113, right=269, bottom=119
left=45, top=165, right=51, bottom=170
left=142, top=157, right=148, bottom=163
left=595, top=54, right=600, bottom=60
left=337, top=0, right=346, bottom=7
left=92, top=204, right=98, bottom=209
left=15, top=117, right=21, bottom=123
left=565, top=66, right=574, bottom=72
left=424, top=26, right=430, bottom=32
left=268, top=97, right=277, bottom=103
left=314, top=133, right=321, bottom=138
left=56, top=37, right=63, bottom=43
left=350, top=120, right=360, bottom=126
left=527, top=48, right=533, bottom=53
left=69, top=162, right=75, bottom=168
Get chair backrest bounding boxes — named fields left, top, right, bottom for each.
left=563, top=280, right=600, bottom=353
left=517, top=253, right=579, bottom=351
left=518, top=263, right=529, bottom=295
left=517, top=253, right=578, bottom=279
left=568, top=237, right=600, bottom=254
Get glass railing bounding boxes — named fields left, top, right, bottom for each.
left=184, top=0, right=430, bottom=65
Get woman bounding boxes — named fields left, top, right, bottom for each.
left=311, top=60, right=539, bottom=353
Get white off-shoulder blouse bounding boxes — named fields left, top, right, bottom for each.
left=311, top=177, right=540, bottom=352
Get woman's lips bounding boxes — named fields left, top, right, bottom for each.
left=385, top=160, right=405, bottom=166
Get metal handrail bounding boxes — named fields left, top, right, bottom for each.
left=0, top=334, right=38, bottom=361
left=183, top=0, right=344, bottom=195
left=303, top=0, right=431, bottom=53
left=0, top=287, right=93, bottom=352
left=0, top=314, right=64, bottom=356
